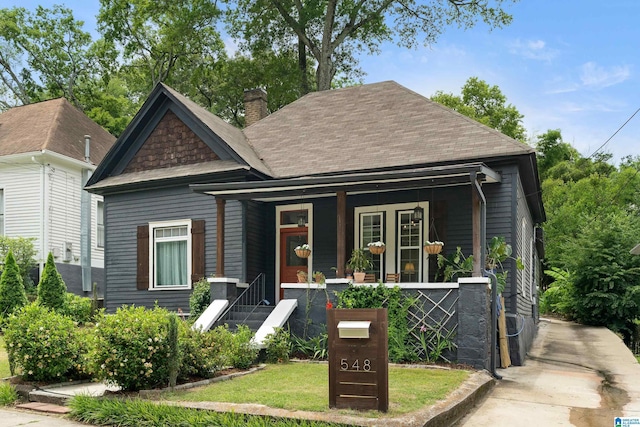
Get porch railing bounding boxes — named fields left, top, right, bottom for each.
left=215, top=273, right=267, bottom=327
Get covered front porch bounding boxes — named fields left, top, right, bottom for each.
left=192, top=162, right=501, bottom=303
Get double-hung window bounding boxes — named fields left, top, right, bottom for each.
left=97, top=201, right=104, bottom=248
left=150, top=220, right=191, bottom=289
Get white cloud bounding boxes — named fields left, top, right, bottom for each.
left=507, top=38, right=558, bottom=61
left=580, top=62, right=630, bottom=89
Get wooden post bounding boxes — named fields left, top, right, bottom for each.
left=216, top=198, right=225, bottom=277
left=472, top=183, right=481, bottom=277
left=336, top=191, right=346, bottom=278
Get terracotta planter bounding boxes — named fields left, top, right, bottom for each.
left=423, top=243, right=443, bottom=255
left=369, top=245, right=385, bottom=255
left=353, top=271, right=366, bottom=283
left=295, top=248, right=311, bottom=258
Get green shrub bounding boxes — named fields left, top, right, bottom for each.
left=0, top=251, right=28, bottom=318
left=90, top=305, right=173, bottom=391
left=0, top=382, right=18, bottom=406
left=69, top=395, right=343, bottom=427
left=179, top=324, right=230, bottom=380
left=228, top=325, right=258, bottom=369
left=291, top=332, right=328, bottom=360
left=264, top=327, right=291, bottom=363
left=0, top=236, right=37, bottom=289
left=189, top=278, right=211, bottom=320
left=4, top=303, right=78, bottom=381
left=58, top=293, right=93, bottom=324
left=36, top=252, right=67, bottom=311
left=337, top=283, right=415, bottom=362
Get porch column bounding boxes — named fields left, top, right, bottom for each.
left=336, top=191, right=346, bottom=278
left=472, top=181, right=482, bottom=276
left=216, top=198, right=225, bottom=277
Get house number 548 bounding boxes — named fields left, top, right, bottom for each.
left=340, top=358, right=371, bottom=371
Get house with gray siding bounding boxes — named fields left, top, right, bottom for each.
left=86, top=81, right=545, bottom=366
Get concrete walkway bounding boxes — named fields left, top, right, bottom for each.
left=457, top=318, right=640, bottom=426
left=0, top=407, right=88, bottom=426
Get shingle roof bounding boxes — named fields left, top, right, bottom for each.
left=160, top=84, right=272, bottom=176
left=244, top=81, right=534, bottom=178
left=0, top=98, right=115, bottom=164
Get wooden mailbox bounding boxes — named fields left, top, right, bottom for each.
left=327, top=308, right=388, bottom=412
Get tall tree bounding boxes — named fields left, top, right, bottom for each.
left=98, top=0, right=225, bottom=95
left=0, top=5, right=97, bottom=109
left=227, top=0, right=516, bottom=92
left=535, top=129, right=578, bottom=180
left=431, top=76, right=526, bottom=140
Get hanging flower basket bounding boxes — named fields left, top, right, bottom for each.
left=367, top=241, right=386, bottom=255
left=294, top=244, right=311, bottom=258
left=424, top=241, right=444, bottom=255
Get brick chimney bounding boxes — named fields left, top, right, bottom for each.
left=243, top=88, right=268, bottom=127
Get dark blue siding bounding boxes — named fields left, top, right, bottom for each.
left=104, top=185, right=243, bottom=313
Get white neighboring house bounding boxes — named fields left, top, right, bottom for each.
left=0, top=98, right=115, bottom=295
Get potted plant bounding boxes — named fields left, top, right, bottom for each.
left=313, top=271, right=325, bottom=284
left=296, top=270, right=308, bottom=283
left=347, top=248, right=373, bottom=283
left=424, top=240, right=444, bottom=255
left=367, top=241, right=386, bottom=255
left=294, top=243, right=311, bottom=258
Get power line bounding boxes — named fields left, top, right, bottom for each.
left=587, top=107, right=640, bottom=159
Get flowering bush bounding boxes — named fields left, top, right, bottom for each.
left=4, top=303, right=79, bottom=381
left=58, top=293, right=93, bottom=324
left=90, top=305, right=172, bottom=391
left=367, top=241, right=385, bottom=247
left=228, top=324, right=258, bottom=369
left=178, top=323, right=231, bottom=379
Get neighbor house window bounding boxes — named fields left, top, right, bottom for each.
left=0, top=189, right=4, bottom=235
left=150, top=220, right=191, bottom=289
left=97, top=201, right=104, bottom=248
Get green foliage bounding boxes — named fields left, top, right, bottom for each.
left=228, top=324, right=258, bottom=369
left=337, top=284, right=415, bottom=362
left=188, top=278, right=210, bottom=321
left=539, top=267, right=574, bottom=317
left=0, top=236, right=37, bottom=288
left=431, top=77, right=526, bottom=140
left=58, top=293, right=93, bottom=324
left=562, top=211, right=640, bottom=341
left=0, top=251, right=27, bottom=318
left=264, top=327, right=291, bottom=364
left=416, top=323, right=456, bottom=363
left=69, top=394, right=345, bottom=427
left=346, top=248, right=373, bottom=272
left=90, top=305, right=173, bottom=391
left=167, top=314, right=179, bottom=389
left=0, top=382, right=18, bottom=406
left=437, top=246, right=474, bottom=281
left=36, top=252, right=67, bottom=311
left=291, top=331, right=328, bottom=360
left=4, top=303, right=79, bottom=381
left=178, top=324, right=230, bottom=380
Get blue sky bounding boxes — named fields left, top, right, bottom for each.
left=14, top=1, right=640, bottom=163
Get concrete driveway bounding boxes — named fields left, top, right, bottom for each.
left=457, top=318, right=640, bottom=426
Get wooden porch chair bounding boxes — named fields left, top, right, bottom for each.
left=385, top=273, right=400, bottom=283
left=363, top=273, right=376, bottom=283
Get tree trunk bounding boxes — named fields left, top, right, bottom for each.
left=298, top=36, right=309, bottom=95
left=316, top=54, right=335, bottom=91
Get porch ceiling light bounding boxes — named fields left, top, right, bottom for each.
left=413, top=206, right=424, bottom=222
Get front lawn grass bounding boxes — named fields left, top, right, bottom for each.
left=162, top=363, right=470, bottom=417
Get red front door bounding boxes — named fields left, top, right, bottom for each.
left=280, top=227, right=308, bottom=299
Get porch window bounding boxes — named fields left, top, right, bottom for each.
left=151, top=220, right=191, bottom=289
left=97, top=200, right=104, bottom=248
left=398, top=211, right=422, bottom=282
left=360, top=212, right=384, bottom=279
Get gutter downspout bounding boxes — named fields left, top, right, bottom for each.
left=31, top=153, right=46, bottom=280
left=471, top=172, right=501, bottom=380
